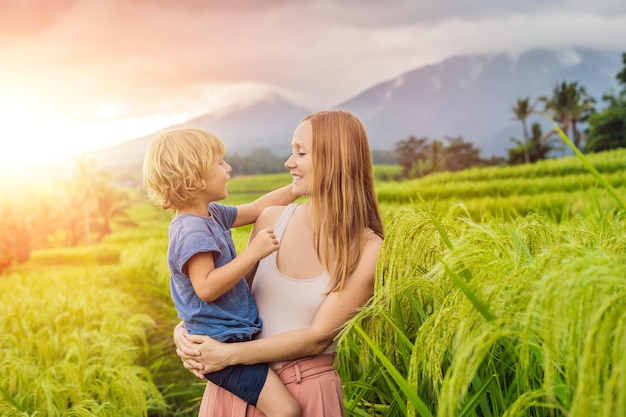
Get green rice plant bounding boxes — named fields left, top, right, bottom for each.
left=5, top=151, right=624, bottom=416
left=27, top=244, right=122, bottom=266
left=405, top=148, right=626, bottom=185
left=116, top=187, right=276, bottom=415
left=227, top=173, right=293, bottom=193
left=553, top=124, right=625, bottom=210
left=111, top=204, right=258, bottom=415
left=375, top=146, right=626, bottom=221
left=339, top=207, right=626, bottom=417
left=0, top=266, right=168, bottom=416
left=377, top=171, right=626, bottom=204
left=379, top=185, right=626, bottom=223
left=373, top=165, right=404, bottom=181
left=339, top=207, right=469, bottom=416
left=117, top=237, right=207, bottom=416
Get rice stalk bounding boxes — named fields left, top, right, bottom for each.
left=342, top=206, right=626, bottom=416
left=0, top=266, right=168, bottom=416
left=552, top=122, right=625, bottom=210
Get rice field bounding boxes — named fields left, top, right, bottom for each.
left=1, top=148, right=624, bottom=416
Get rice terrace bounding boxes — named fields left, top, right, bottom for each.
left=3, top=0, right=626, bottom=413
left=0, top=128, right=624, bottom=416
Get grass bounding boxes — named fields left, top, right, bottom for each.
left=339, top=207, right=626, bottom=416
left=1, top=153, right=625, bottom=416
left=0, top=266, right=167, bottom=416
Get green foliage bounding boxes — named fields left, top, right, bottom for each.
left=0, top=158, right=134, bottom=274
left=227, top=148, right=290, bottom=175
left=539, top=81, right=595, bottom=154
left=553, top=124, right=625, bottom=210
left=340, top=208, right=626, bottom=416
left=373, top=165, right=404, bottom=181
left=3, top=157, right=625, bottom=416
left=0, top=266, right=167, bottom=416
left=377, top=148, right=626, bottom=219
left=583, top=52, right=626, bottom=153
left=227, top=173, right=293, bottom=193
left=27, top=245, right=122, bottom=266
left=0, top=178, right=295, bottom=416
left=514, top=52, right=626, bottom=157
left=393, top=136, right=492, bottom=179
left=511, top=97, right=537, bottom=164
left=395, top=135, right=431, bottom=177
left=584, top=99, right=626, bottom=153
left=508, top=122, right=552, bottom=165
left=440, top=136, right=484, bottom=173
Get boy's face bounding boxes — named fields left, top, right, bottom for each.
left=202, top=155, right=232, bottom=202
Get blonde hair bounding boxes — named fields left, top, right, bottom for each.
left=143, top=128, right=225, bottom=210
left=305, top=110, right=384, bottom=292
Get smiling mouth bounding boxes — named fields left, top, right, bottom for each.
left=292, top=175, right=302, bottom=182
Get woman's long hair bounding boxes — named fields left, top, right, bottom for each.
left=305, top=110, right=384, bottom=292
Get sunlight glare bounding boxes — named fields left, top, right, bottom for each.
left=0, top=97, right=72, bottom=168
left=0, top=96, right=192, bottom=183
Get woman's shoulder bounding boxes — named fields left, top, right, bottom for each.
left=363, top=232, right=383, bottom=259
left=364, top=228, right=384, bottom=246
left=256, top=204, right=291, bottom=228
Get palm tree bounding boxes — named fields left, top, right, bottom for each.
left=74, top=158, right=98, bottom=246
left=511, top=97, right=536, bottom=163
left=539, top=81, right=594, bottom=156
left=64, top=158, right=114, bottom=246
left=93, top=186, right=131, bottom=240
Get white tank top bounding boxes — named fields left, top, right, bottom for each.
left=251, top=204, right=337, bottom=367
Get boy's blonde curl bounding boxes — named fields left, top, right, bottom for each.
left=143, top=128, right=226, bottom=210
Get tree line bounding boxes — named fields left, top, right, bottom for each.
left=395, top=52, right=626, bottom=178
left=204, top=52, right=626, bottom=180
left=0, top=159, right=132, bottom=274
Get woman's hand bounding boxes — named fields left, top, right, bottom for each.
left=173, top=322, right=205, bottom=379
left=173, top=321, right=232, bottom=376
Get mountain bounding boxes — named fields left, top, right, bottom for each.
left=91, top=47, right=623, bottom=172
left=337, top=48, right=622, bottom=156
left=91, top=93, right=311, bottom=172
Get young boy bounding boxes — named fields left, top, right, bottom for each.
left=143, top=128, right=300, bottom=417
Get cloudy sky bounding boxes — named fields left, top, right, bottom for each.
left=1, top=0, right=625, bottom=171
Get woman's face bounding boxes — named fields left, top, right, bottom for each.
left=284, top=120, right=313, bottom=196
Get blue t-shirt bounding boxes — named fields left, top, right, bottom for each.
left=167, top=203, right=262, bottom=341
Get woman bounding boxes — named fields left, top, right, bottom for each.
left=175, top=109, right=384, bottom=416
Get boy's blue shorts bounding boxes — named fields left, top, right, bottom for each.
left=204, top=363, right=269, bottom=406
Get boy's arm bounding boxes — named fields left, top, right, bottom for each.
left=232, top=184, right=295, bottom=227
left=242, top=206, right=284, bottom=287
left=177, top=234, right=383, bottom=372
left=188, top=228, right=279, bottom=302
left=221, top=235, right=382, bottom=364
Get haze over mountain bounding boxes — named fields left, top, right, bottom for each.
left=340, top=48, right=621, bottom=156
left=91, top=47, right=622, bottom=171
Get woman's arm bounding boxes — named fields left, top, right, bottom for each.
left=177, top=234, right=382, bottom=374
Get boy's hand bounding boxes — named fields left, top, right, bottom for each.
left=246, top=228, right=279, bottom=260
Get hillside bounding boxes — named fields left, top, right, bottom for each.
left=339, top=48, right=621, bottom=155
left=89, top=47, right=623, bottom=173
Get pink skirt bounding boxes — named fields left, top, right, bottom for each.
left=198, top=354, right=344, bottom=417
